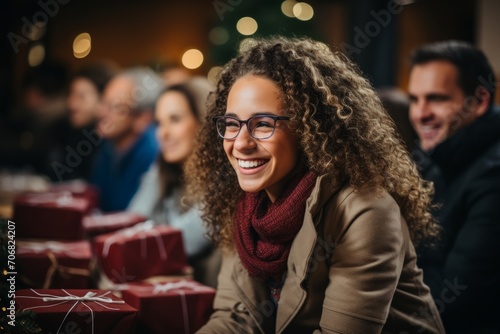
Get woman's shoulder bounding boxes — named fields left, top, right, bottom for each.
left=318, top=183, right=405, bottom=250
left=318, top=182, right=402, bottom=232
left=336, top=185, right=398, bottom=212
left=315, top=175, right=399, bottom=214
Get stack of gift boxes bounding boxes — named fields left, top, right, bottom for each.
left=13, top=183, right=215, bottom=334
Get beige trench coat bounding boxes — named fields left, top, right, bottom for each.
left=197, top=175, right=445, bottom=333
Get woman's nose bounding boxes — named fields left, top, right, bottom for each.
left=233, top=124, right=256, bottom=151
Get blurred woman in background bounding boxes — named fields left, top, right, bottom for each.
left=128, top=77, right=219, bottom=287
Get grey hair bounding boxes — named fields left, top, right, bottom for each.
left=119, top=67, right=165, bottom=113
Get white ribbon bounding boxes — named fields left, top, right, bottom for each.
left=101, top=220, right=168, bottom=261
left=18, top=289, right=124, bottom=334
left=109, top=280, right=211, bottom=334
left=152, top=280, right=213, bottom=294
left=152, top=280, right=195, bottom=334
left=85, top=212, right=143, bottom=227
left=17, top=241, right=85, bottom=258
left=25, top=191, right=74, bottom=207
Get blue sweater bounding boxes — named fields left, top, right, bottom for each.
left=90, top=125, right=158, bottom=212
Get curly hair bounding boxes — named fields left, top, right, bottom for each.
left=185, top=36, right=439, bottom=250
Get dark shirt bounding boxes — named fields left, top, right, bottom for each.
left=48, top=119, right=99, bottom=182
left=90, top=124, right=158, bottom=212
left=416, top=106, right=500, bottom=334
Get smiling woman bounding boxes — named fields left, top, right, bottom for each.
left=186, top=36, right=445, bottom=333
left=220, top=76, right=299, bottom=202
left=127, top=77, right=220, bottom=287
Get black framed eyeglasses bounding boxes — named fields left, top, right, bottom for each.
left=213, top=115, right=291, bottom=140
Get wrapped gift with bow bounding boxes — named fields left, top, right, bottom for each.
left=83, top=212, right=147, bottom=238
left=50, top=180, right=99, bottom=210
left=93, top=221, right=188, bottom=283
left=17, top=240, right=92, bottom=289
left=16, top=289, right=137, bottom=334
left=14, top=191, right=92, bottom=240
left=120, top=279, right=215, bottom=334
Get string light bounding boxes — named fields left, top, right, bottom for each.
left=28, top=44, right=45, bottom=67
left=182, top=49, right=204, bottom=69
left=207, top=66, right=223, bottom=85
left=293, top=2, right=314, bottom=21
left=236, top=17, right=258, bottom=36
left=73, top=32, right=91, bottom=59
left=281, top=0, right=297, bottom=18
left=209, top=27, right=229, bottom=45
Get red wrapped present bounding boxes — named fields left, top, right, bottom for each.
left=93, top=221, right=188, bottom=283
left=121, top=280, right=215, bottom=334
left=17, top=240, right=92, bottom=289
left=16, top=289, right=137, bottom=334
left=14, top=191, right=92, bottom=240
left=50, top=180, right=99, bottom=209
left=83, top=212, right=147, bottom=238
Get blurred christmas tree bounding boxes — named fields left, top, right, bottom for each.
left=0, top=219, right=41, bottom=334
left=208, top=0, right=323, bottom=66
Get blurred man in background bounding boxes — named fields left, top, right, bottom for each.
left=50, top=62, right=118, bottom=182
left=90, top=67, right=163, bottom=212
left=408, top=40, right=500, bottom=333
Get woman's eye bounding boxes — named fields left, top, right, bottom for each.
left=255, top=121, right=273, bottom=128
left=225, top=120, right=239, bottom=128
left=170, top=115, right=182, bottom=123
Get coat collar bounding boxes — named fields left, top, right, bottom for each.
left=429, top=106, right=500, bottom=182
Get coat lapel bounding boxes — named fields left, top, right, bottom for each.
left=276, top=174, right=340, bottom=333
left=232, top=259, right=276, bottom=333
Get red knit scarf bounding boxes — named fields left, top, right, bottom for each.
left=234, top=170, right=317, bottom=281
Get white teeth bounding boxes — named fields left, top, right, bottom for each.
left=422, top=125, right=439, bottom=131
left=238, top=159, right=266, bottom=168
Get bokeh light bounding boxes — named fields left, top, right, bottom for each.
left=293, top=2, right=314, bottom=21
left=73, top=32, right=91, bottom=59
left=239, top=38, right=258, bottom=53
left=207, top=66, right=223, bottom=85
left=209, top=27, right=230, bottom=45
left=182, top=49, right=204, bottom=69
left=281, top=0, right=297, bottom=18
left=28, top=44, right=45, bottom=67
left=236, top=17, right=258, bottom=36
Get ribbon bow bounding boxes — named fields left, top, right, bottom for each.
left=101, top=220, right=168, bottom=260
left=25, top=191, right=74, bottom=206
left=18, top=289, right=124, bottom=334
left=152, top=280, right=210, bottom=294
left=17, top=241, right=84, bottom=258
left=42, top=291, right=123, bottom=304
left=18, top=241, right=91, bottom=289
left=152, top=280, right=214, bottom=334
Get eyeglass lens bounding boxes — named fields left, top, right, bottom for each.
left=217, top=116, right=277, bottom=139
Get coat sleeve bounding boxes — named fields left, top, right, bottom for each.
left=196, top=252, right=263, bottom=334
left=318, top=189, right=406, bottom=334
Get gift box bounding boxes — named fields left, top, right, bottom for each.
left=83, top=212, right=147, bottom=238
left=17, top=240, right=92, bottom=289
left=93, top=221, right=188, bottom=283
left=16, top=289, right=137, bottom=334
left=50, top=180, right=99, bottom=209
left=14, top=191, right=92, bottom=240
left=120, top=280, right=215, bottom=334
